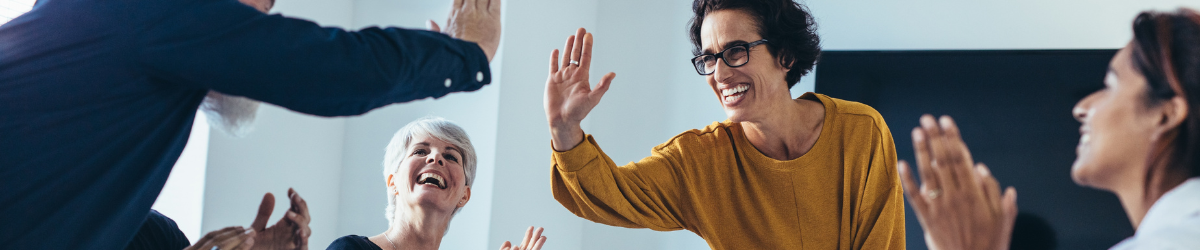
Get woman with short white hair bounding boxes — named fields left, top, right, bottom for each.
left=326, top=116, right=546, bottom=250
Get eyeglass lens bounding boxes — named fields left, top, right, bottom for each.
left=694, top=46, right=750, bottom=75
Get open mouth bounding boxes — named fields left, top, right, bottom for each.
left=416, top=172, right=447, bottom=189
left=721, top=84, right=749, bottom=104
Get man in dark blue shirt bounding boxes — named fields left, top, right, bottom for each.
left=0, top=0, right=501, bottom=248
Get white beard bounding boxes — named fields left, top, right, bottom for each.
left=200, top=91, right=261, bottom=138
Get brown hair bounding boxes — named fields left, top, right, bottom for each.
left=1130, top=8, right=1200, bottom=177
left=688, top=0, right=821, bottom=89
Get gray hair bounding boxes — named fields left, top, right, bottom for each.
left=382, top=116, right=477, bottom=226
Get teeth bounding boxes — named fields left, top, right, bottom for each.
left=418, top=173, right=446, bottom=189
left=721, top=85, right=748, bottom=97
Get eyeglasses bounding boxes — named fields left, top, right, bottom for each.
left=690, top=39, right=768, bottom=75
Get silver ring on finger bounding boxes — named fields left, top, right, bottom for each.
left=569, top=60, right=580, bottom=66
left=211, top=246, right=220, bottom=250
left=926, top=189, right=942, bottom=199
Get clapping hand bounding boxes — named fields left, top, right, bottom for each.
left=498, top=226, right=547, bottom=250
left=898, top=115, right=1019, bottom=250
left=544, top=27, right=616, bottom=151
left=248, top=188, right=312, bottom=250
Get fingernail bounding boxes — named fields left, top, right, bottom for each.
left=911, top=128, right=923, bottom=141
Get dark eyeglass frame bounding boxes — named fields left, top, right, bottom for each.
left=690, top=39, right=769, bottom=75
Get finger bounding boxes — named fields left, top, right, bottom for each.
left=579, top=32, right=594, bottom=71
left=489, top=0, right=501, bottom=13
left=549, top=49, right=560, bottom=74
left=525, top=228, right=544, bottom=250
left=519, top=226, right=534, bottom=247
left=561, top=35, right=575, bottom=69
left=911, top=126, right=940, bottom=196
left=1002, top=186, right=1019, bottom=223
left=589, top=72, right=616, bottom=101
left=462, top=0, right=475, bottom=11
left=571, top=28, right=586, bottom=65
left=939, top=116, right=977, bottom=194
left=196, top=227, right=241, bottom=247
left=427, top=20, right=441, bottom=32
left=251, top=193, right=275, bottom=231
left=500, top=241, right=513, bottom=250
left=531, top=236, right=547, bottom=250
left=453, top=0, right=464, bottom=9
left=976, top=163, right=1002, bottom=212
left=215, top=230, right=253, bottom=250
left=921, top=115, right=958, bottom=192
left=528, top=227, right=544, bottom=249
left=288, top=188, right=310, bottom=221
left=897, top=161, right=929, bottom=217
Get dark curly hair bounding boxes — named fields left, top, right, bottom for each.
left=1130, top=8, right=1200, bottom=177
left=688, top=0, right=821, bottom=89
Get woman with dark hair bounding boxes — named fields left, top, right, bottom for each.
left=900, top=8, right=1200, bottom=250
left=542, top=0, right=905, bottom=249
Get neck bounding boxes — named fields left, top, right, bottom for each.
left=374, top=209, right=451, bottom=250
left=1113, top=154, right=1190, bottom=229
left=741, top=98, right=825, bottom=160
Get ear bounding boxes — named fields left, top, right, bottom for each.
left=1154, top=96, right=1189, bottom=139
left=457, top=186, right=472, bottom=208
left=387, top=174, right=397, bottom=193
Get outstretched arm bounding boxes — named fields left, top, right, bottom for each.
left=139, top=0, right=502, bottom=117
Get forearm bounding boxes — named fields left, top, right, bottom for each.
left=550, top=123, right=584, bottom=152
left=549, top=135, right=685, bottom=230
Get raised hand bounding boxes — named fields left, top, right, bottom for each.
left=437, top=0, right=502, bottom=62
left=545, top=28, right=616, bottom=151
left=498, top=226, right=547, bottom=250
left=897, top=115, right=1018, bottom=250
left=185, top=226, right=255, bottom=250
left=249, top=188, right=312, bottom=250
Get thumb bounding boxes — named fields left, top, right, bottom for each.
left=589, top=72, right=616, bottom=100
left=427, top=20, right=441, bottom=32
left=251, top=192, right=275, bottom=231
left=1002, top=187, right=1019, bottom=222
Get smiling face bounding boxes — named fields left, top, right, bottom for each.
left=388, top=134, right=470, bottom=214
left=700, top=9, right=793, bottom=122
left=1071, top=44, right=1164, bottom=191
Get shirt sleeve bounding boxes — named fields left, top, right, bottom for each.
left=851, top=122, right=906, bottom=249
left=136, top=0, right=491, bottom=117
left=550, top=134, right=688, bottom=231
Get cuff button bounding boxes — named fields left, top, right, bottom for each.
left=476, top=71, right=485, bottom=82
left=444, top=78, right=452, bottom=88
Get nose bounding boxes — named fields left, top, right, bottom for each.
left=712, top=58, right=734, bottom=83
left=1073, top=92, right=1097, bottom=122
left=425, top=154, right=444, bottom=166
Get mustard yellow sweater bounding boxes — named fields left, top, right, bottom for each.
left=551, top=93, right=904, bottom=249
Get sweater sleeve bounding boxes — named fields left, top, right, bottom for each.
left=851, top=121, right=906, bottom=249
left=136, top=0, right=490, bottom=117
left=550, top=134, right=688, bottom=231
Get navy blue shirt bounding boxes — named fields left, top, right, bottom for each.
left=0, top=0, right=491, bottom=248
left=325, top=235, right=383, bottom=250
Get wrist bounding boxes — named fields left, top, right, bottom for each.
left=549, top=123, right=583, bottom=152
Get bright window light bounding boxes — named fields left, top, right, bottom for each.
left=0, top=0, right=35, bottom=25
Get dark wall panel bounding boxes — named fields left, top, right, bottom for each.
left=815, top=50, right=1128, bottom=250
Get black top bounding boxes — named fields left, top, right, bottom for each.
left=0, top=0, right=490, bottom=248
left=125, top=209, right=191, bottom=250
left=326, top=235, right=384, bottom=250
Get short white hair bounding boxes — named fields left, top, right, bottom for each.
left=382, top=116, right=476, bottom=226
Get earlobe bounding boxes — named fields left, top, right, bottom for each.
left=458, top=187, right=472, bottom=207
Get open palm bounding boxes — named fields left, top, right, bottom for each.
left=544, top=27, right=615, bottom=150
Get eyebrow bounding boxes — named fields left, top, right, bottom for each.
left=703, top=40, right=749, bottom=54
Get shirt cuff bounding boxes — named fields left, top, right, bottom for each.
left=551, top=134, right=601, bottom=172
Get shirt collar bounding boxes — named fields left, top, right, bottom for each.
left=1138, top=177, right=1200, bottom=232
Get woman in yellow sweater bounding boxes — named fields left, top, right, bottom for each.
left=541, top=0, right=905, bottom=249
